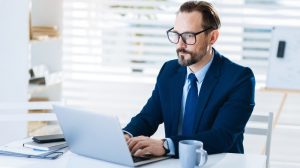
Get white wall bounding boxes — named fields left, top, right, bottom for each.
left=0, top=0, right=29, bottom=144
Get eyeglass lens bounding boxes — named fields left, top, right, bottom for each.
left=167, top=32, right=196, bottom=45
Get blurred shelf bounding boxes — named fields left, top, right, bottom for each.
left=28, top=71, right=62, bottom=96
left=30, top=36, right=61, bottom=43
left=28, top=83, right=61, bottom=96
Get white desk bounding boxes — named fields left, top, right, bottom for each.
left=0, top=152, right=266, bottom=168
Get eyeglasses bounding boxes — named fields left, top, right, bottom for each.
left=166, top=27, right=212, bottom=45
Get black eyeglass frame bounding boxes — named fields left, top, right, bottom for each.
left=166, top=27, right=213, bottom=45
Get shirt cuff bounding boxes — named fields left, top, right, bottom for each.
left=122, top=130, right=133, bottom=138
left=165, top=138, right=175, bottom=156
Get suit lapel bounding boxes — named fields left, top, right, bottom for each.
left=193, top=51, right=222, bottom=132
left=170, top=66, right=186, bottom=135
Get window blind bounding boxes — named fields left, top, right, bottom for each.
left=62, top=0, right=300, bottom=118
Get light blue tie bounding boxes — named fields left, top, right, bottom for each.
left=182, top=73, right=198, bottom=136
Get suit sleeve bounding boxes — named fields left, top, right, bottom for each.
left=123, top=63, right=167, bottom=137
left=170, top=67, right=255, bottom=157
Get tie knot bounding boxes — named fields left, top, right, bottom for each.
left=188, top=73, right=197, bottom=83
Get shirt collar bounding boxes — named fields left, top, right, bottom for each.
left=186, top=51, right=214, bottom=83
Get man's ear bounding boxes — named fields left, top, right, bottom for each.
left=210, top=30, right=219, bottom=45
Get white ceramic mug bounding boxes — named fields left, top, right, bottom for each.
left=179, top=140, right=208, bottom=168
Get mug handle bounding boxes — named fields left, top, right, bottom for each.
left=196, top=148, right=208, bottom=167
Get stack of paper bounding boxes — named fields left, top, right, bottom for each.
left=0, top=138, right=67, bottom=159
left=23, top=141, right=67, bottom=151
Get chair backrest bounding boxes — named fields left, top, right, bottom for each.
left=0, top=101, right=62, bottom=145
left=245, top=112, right=273, bottom=168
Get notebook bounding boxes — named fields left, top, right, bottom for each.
left=23, top=141, right=67, bottom=151
left=53, top=105, right=170, bottom=167
left=0, top=138, right=66, bottom=159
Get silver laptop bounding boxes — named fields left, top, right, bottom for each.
left=53, top=105, right=169, bottom=167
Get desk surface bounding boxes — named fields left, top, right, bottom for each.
left=0, top=152, right=265, bottom=168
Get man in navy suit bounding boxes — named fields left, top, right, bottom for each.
left=123, top=1, right=255, bottom=158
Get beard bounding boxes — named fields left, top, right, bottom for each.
left=176, top=47, right=207, bottom=67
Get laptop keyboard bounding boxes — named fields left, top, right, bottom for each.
left=132, top=156, right=151, bottom=163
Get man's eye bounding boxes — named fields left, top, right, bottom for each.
left=184, top=33, right=194, bottom=38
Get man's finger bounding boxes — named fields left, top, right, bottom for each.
left=131, top=140, right=149, bottom=154
left=128, top=136, right=148, bottom=150
left=127, top=136, right=145, bottom=145
left=133, top=149, right=143, bottom=157
left=124, top=134, right=131, bottom=142
left=140, top=147, right=152, bottom=156
left=134, top=147, right=152, bottom=157
left=128, top=139, right=138, bottom=150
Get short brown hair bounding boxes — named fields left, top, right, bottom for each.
left=178, top=1, right=221, bottom=31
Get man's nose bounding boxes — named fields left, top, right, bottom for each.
left=176, top=36, right=187, bottom=49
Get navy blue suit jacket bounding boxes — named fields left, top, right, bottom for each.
left=123, top=49, right=255, bottom=157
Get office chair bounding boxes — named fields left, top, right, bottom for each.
left=245, top=112, right=274, bottom=168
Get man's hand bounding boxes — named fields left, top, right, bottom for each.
left=127, top=136, right=165, bottom=157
